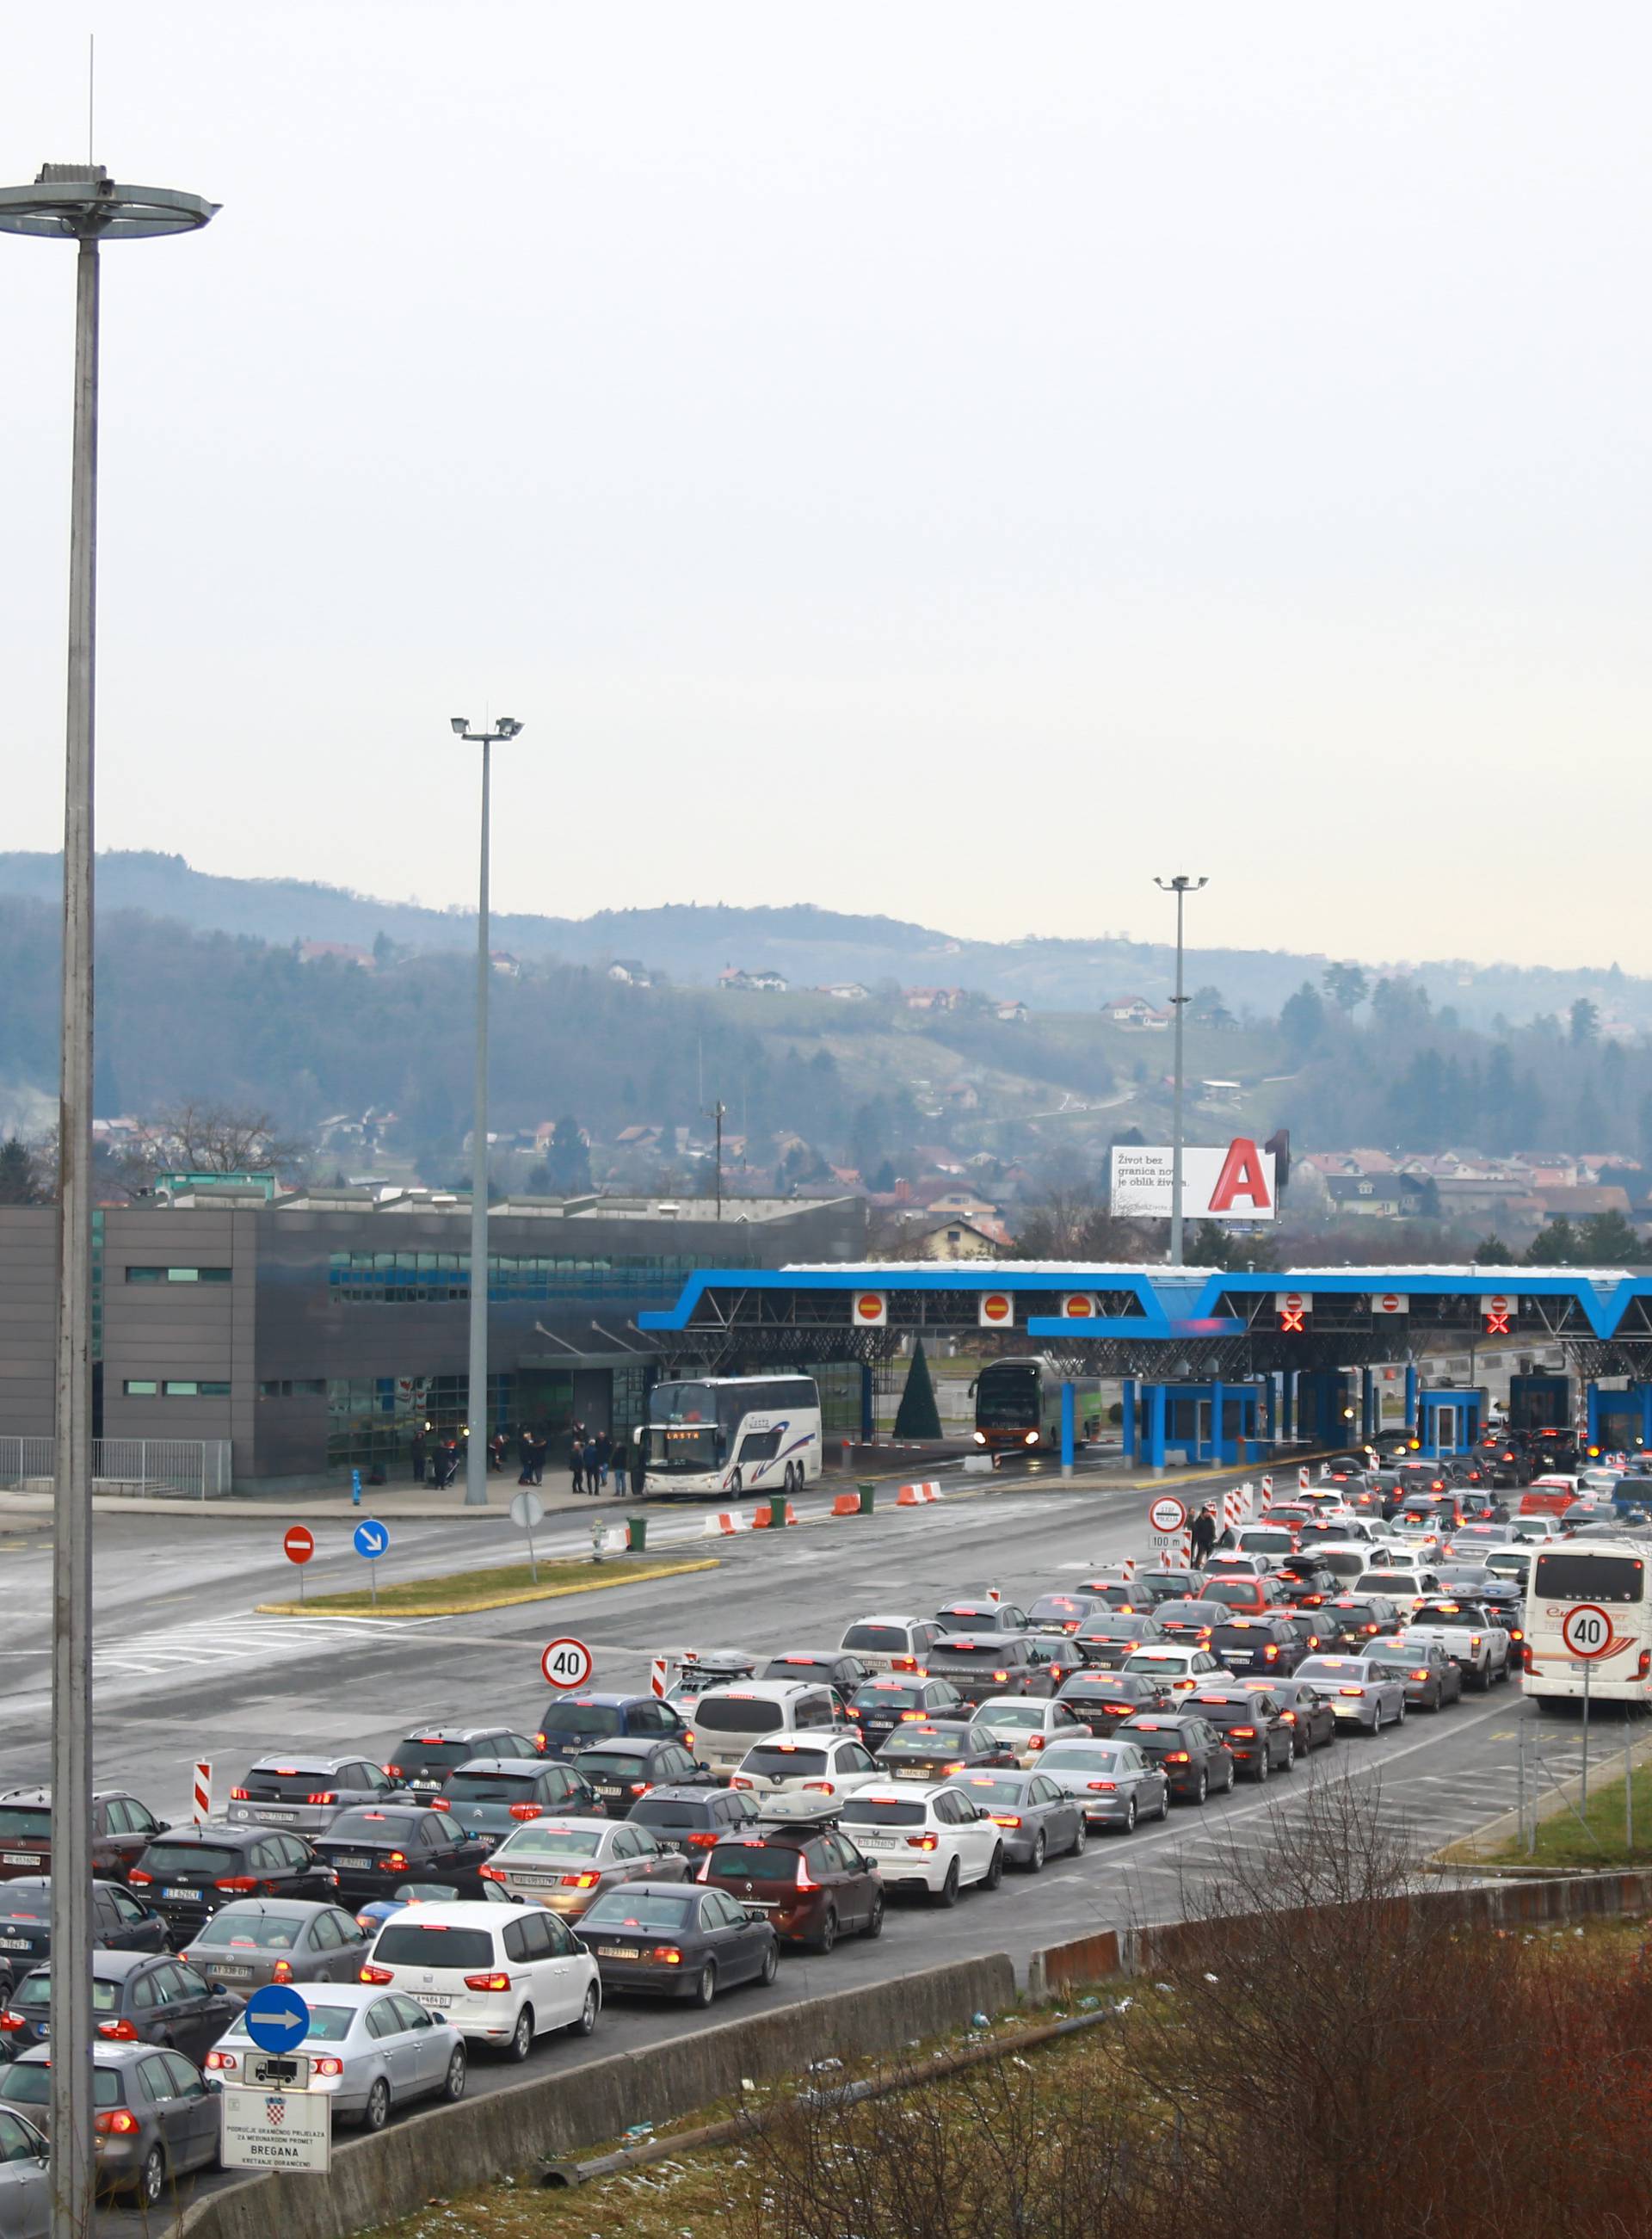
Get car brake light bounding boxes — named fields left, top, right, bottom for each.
left=1230, top=1726, right=1256, bottom=1739
left=944, top=1761, right=965, bottom=1775
left=306, top=1792, right=336, bottom=1805
left=0, top=2014, right=22, bottom=2033
left=993, top=1672, right=1008, bottom=1684
left=1410, top=1669, right=1430, bottom=1682
left=1639, top=1650, right=1651, bottom=1680
left=1470, top=1636, right=1482, bottom=1649
left=230, top=1788, right=250, bottom=1802
left=1087, top=1779, right=1117, bottom=1792
left=560, top=1871, right=601, bottom=1889
left=128, top=1871, right=152, bottom=1886
left=383, top=1764, right=402, bottom=1778
left=360, top=1964, right=394, bottom=1983
left=992, top=1814, right=1022, bottom=1828
left=479, top=1865, right=505, bottom=1882
left=98, top=2019, right=139, bottom=2040
left=428, top=1798, right=452, bottom=1813
left=686, top=1832, right=718, bottom=1848
left=906, top=1834, right=939, bottom=1851
left=313, top=2057, right=343, bottom=2077
left=1279, top=1710, right=1296, bottom=1723
left=1163, top=1751, right=1191, bottom=1763
left=1026, top=1735, right=1045, bottom=1750
left=269, top=1959, right=295, bottom=1984
left=95, top=2111, right=141, bottom=2137
left=509, top=1804, right=543, bottom=1821
left=204, top=2050, right=236, bottom=2072
left=730, top=1776, right=752, bottom=1790
left=215, top=1877, right=258, bottom=1893
left=652, top=1948, right=684, bottom=1966
left=380, top=1853, right=408, bottom=1871
left=899, top=1710, right=925, bottom=1722
left=795, top=1858, right=817, bottom=1891
left=1339, top=1687, right=1365, bottom=1699
left=802, top=1781, right=835, bottom=1793
left=464, top=1972, right=513, bottom=1992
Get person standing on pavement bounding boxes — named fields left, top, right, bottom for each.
left=530, top=1428, right=546, bottom=1486
left=570, top=1423, right=586, bottom=1496
left=487, top=1428, right=507, bottom=1474
left=1189, top=1503, right=1217, bottom=1565
left=594, top=1429, right=612, bottom=1494
left=516, top=1426, right=535, bottom=1486
left=583, top=1432, right=601, bottom=1496
left=410, top=1428, right=428, bottom=1485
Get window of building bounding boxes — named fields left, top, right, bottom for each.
left=123, top=1380, right=158, bottom=1397
left=125, top=1267, right=232, bottom=1284
left=259, top=1379, right=326, bottom=1399
left=157, top=1380, right=231, bottom=1398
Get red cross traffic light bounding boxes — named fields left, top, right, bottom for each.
left=1279, top=1305, right=1306, bottom=1334
left=1484, top=1310, right=1510, bottom=1335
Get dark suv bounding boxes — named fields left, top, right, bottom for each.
left=923, top=1634, right=1063, bottom=1705
left=0, top=1788, right=168, bottom=1884
left=1073, top=1613, right=1166, bottom=1669
left=698, top=1805, right=885, bottom=1951
left=384, top=1727, right=540, bottom=1797
left=1116, top=1712, right=1235, bottom=1804
left=1053, top=1671, right=1176, bottom=1733
left=536, top=1693, right=687, bottom=1761
left=1184, top=1687, right=1295, bottom=1779
left=1210, top=1616, right=1304, bottom=1678
left=129, top=1823, right=338, bottom=1942
left=847, top=1676, right=971, bottom=1751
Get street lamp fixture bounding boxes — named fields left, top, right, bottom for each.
left=0, top=159, right=216, bottom=2239
left=1153, top=875, right=1208, bottom=1268
left=449, top=718, right=526, bottom=1506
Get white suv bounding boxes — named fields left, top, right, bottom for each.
left=361, top=1899, right=599, bottom=2060
left=728, top=1734, right=885, bottom=1798
left=835, top=1783, right=1004, bottom=1906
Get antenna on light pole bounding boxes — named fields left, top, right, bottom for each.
left=1154, top=876, right=1208, bottom=1268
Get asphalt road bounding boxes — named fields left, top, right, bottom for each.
left=0, top=1466, right=1594, bottom=2231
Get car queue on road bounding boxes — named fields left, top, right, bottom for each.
left=0, top=1430, right=1593, bottom=2203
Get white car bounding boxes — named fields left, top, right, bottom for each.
left=1354, top=1565, right=1442, bottom=1616
left=968, top=1697, right=1094, bottom=1768
left=728, top=1733, right=886, bottom=1798
left=205, top=1981, right=465, bottom=2131
left=1508, top=1517, right=1560, bottom=1544
left=836, top=1616, right=941, bottom=1675
left=1202, top=1553, right=1270, bottom=1580
left=361, top=1898, right=600, bottom=2060
left=1230, top=1527, right=1296, bottom=1563
left=835, top=1783, right=1004, bottom=1905
left=1119, top=1645, right=1225, bottom=1694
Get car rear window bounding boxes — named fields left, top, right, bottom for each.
left=540, top=1705, right=624, bottom=1738
left=499, top=1824, right=605, bottom=1859
left=141, top=1844, right=238, bottom=1877
left=1040, top=1746, right=1125, bottom=1771
left=928, top=1644, right=1023, bottom=1665
left=839, top=1799, right=925, bottom=1828
left=372, top=1924, right=495, bottom=1971
left=693, top=1698, right=787, bottom=1736
left=1027, top=1597, right=1091, bottom=1624
left=324, top=1810, right=411, bottom=1842
left=629, top=1799, right=706, bottom=1834
left=442, top=1773, right=536, bottom=1802
left=243, top=1773, right=336, bottom=1800
left=840, top=1625, right=909, bottom=1653
left=740, top=1747, right=829, bottom=1778
left=572, top=1753, right=651, bottom=1783
left=15, top=1973, right=118, bottom=2012
left=1202, top=1582, right=1260, bottom=1607
left=707, top=1842, right=799, bottom=1881
left=583, top=1889, right=697, bottom=1928
left=851, top=1684, right=922, bottom=1712
left=393, top=1740, right=481, bottom=1771
left=1078, top=1617, right=1149, bottom=1640
left=878, top=1730, right=957, bottom=1755
left=225, top=2002, right=354, bottom=2042
left=192, top=1913, right=306, bottom=1948
left=1, top=2067, right=120, bottom=2108
left=0, top=1810, right=50, bottom=1839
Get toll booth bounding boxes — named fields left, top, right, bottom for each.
left=1292, top=1370, right=1355, bottom=1451
left=1508, top=1373, right=1572, bottom=1434
left=1416, top=1388, right=1481, bottom=1457
left=1127, top=1380, right=1264, bottom=1470
left=1587, top=1384, right=1652, bottom=1458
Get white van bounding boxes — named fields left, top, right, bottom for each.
left=687, top=1680, right=841, bottom=1780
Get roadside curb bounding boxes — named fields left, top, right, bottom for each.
left=1435, top=1719, right=1652, bottom=1867
left=252, top=1556, right=721, bottom=1619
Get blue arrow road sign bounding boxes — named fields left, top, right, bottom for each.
left=243, top=1984, right=311, bottom=2054
left=354, top=1520, right=389, bottom=1559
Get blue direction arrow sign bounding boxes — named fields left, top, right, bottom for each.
left=353, top=1520, right=390, bottom=1560
left=243, top=1983, right=311, bottom=2054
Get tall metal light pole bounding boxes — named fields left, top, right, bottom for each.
left=0, top=163, right=216, bottom=2239
left=450, top=717, right=522, bottom=1507
left=1154, top=874, right=1207, bottom=1268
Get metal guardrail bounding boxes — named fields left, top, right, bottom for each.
left=0, top=1436, right=231, bottom=1499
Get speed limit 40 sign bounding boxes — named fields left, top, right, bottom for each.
left=540, top=1637, right=594, bottom=1689
left=1560, top=1604, right=1615, bottom=1660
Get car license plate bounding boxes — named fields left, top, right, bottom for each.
left=163, top=1886, right=198, bottom=1900
left=595, top=1786, right=623, bottom=1799
left=1, top=1854, right=37, bottom=1867
left=213, top=1965, right=252, bottom=1979
left=0, top=1938, right=29, bottom=1950
left=515, top=1873, right=553, bottom=1888
left=35, top=2023, right=47, bottom=2039
left=413, top=1992, right=453, bottom=2008
left=254, top=1808, right=299, bottom=1822
left=855, top=1834, right=895, bottom=1847
left=894, top=1767, right=928, bottom=1779
left=596, top=1945, right=640, bottom=1959
left=333, top=1855, right=372, bottom=1870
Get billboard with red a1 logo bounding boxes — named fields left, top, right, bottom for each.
left=1108, top=1137, right=1277, bottom=1222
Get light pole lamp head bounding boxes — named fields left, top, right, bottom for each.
left=0, top=165, right=218, bottom=241
left=496, top=717, right=523, bottom=739
left=1154, top=874, right=1209, bottom=895
left=450, top=717, right=470, bottom=736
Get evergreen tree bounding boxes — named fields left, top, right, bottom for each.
left=1569, top=997, right=1600, bottom=1047
left=1577, top=1210, right=1648, bottom=1264
left=1279, top=983, right=1327, bottom=1058
left=0, top=1138, right=44, bottom=1206
left=1472, top=1234, right=1513, bottom=1266
left=892, top=1338, right=942, bottom=1441
left=545, top=1117, right=592, bottom=1194
left=1526, top=1217, right=1581, bottom=1266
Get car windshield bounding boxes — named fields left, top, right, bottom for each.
left=740, top=1747, right=829, bottom=1778
left=140, top=1844, right=238, bottom=1877
left=1, top=2067, right=120, bottom=2108
left=839, top=1798, right=926, bottom=1828
left=500, top=1824, right=605, bottom=1858
left=706, top=1843, right=798, bottom=1881
left=443, top=1774, right=536, bottom=1802
left=540, top=1705, right=624, bottom=1738
left=583, top=1889, right=696, bottom=1928
left=371, top=1924, right=495, bottom=1971
left=840, top=1625, right=910, bottom=1653
left=191, top=1912, right=307, bottom=1949
left=225, top=2003, right=355, bottom=2043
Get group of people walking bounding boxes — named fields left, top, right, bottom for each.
left=409, top=1420, right=640, bottom=1497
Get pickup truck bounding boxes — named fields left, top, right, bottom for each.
left=1397, top=1600, right=1512, bottom=1692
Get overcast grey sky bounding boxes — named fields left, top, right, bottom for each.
left=2, top=5, right=1648, bottom=969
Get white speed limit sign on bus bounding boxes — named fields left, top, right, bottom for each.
left=1560, top=1604, right=1613, bottom=1660
left=540, top=1637, right=594, bottom=1689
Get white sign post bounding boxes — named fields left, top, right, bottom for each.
left=509, top=1490, right=546, bottom=1583
left=220, top=2085, right=331, bottom=2174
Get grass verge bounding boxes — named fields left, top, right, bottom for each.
left=256, top=1555, right=719, bottom=1617
left=1478, top=1755, right=1652, bottom=1870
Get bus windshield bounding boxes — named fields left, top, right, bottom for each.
left=975, top=1365, right=1039, bottom=1429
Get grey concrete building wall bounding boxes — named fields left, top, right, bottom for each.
left=0, top=1208, right=58, bottom=1440
left=100, top=1207, right=246, bottom=1453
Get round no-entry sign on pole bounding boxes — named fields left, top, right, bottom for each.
left=1561, top=1604, right=1614, bottom=1660
left=1149, top=1496, right=1187, bottom=1535
left=541, top=1637, right=594, bottom=1689
left=283, top=1526, right=314, bottom=1565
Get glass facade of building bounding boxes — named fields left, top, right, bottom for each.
left=325, top=1251, right=748, bottom=1305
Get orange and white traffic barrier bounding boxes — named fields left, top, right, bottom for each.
left=1085, top=1559, right=1136, bottom=1582
left=191, top=1761, right=213, bottom=1823
left=831, top=1493, right=861, bottom=1517
left=700, top=1510, right=749, bottom=1537
left=896, top=1482, right=943, bottom=1506
left=753, top=1502, right=798, bottom=1529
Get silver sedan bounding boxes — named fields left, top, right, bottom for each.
left=181, top=1898, right=373, bottom=1991
left=1292, top=1654, right=1407, bottom=1732
left=205, top=1982, right=465, bottom=2131
left=478, top=1813, right=690, bottom=1920
left=1035, top=1740, right=1171, bottom=1833
left=949, top=1770, right=1086, bottom=1871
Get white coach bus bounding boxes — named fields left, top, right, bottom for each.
left=633, top=1374, right=823, bottom=1501
left=1523, top=1539, right=1652, bottom=1712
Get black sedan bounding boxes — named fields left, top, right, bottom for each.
left=1210, top=1616, right=1304, bottom=1678
left=1184, top=1688, right=1295, bottom=1780
left=4, top=1950, right=242, bottom=2064
left=1267, top=1677, right=1338, bottom=1755
left=0, top=1878, right=166, bottom=1994
left=129, top=1823, right=339, bottom=1944
left=576, top=1882, right=778, bottom=2006
left=1054, top=1671, right=1176, bottom=1733
left=1316, top=1596, right=1402, bottom=1651
left=1128, top=1569, right=1204, bottom=1607
left=1072, top=1614, right=1166, bottom=1669
left=1116, top=1712, right=1236, bottom=1804
left=311, top=1805, right=492, bottom=1902
left=846, top=1676, right=971, bottom=1751
left=872, top=1723, right=1014, bottom=1780
left=570, top=1739, right=717, bottom=1818
left=1151, top=1600, right=1228, bottom=1644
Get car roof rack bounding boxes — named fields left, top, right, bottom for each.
left=750, top=1794, right=844, bottom=1828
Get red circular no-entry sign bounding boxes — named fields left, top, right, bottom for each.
left=283, top=1526, right=315, bottom=1566
left=1149, top=1496, right=1187, bottom=1535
